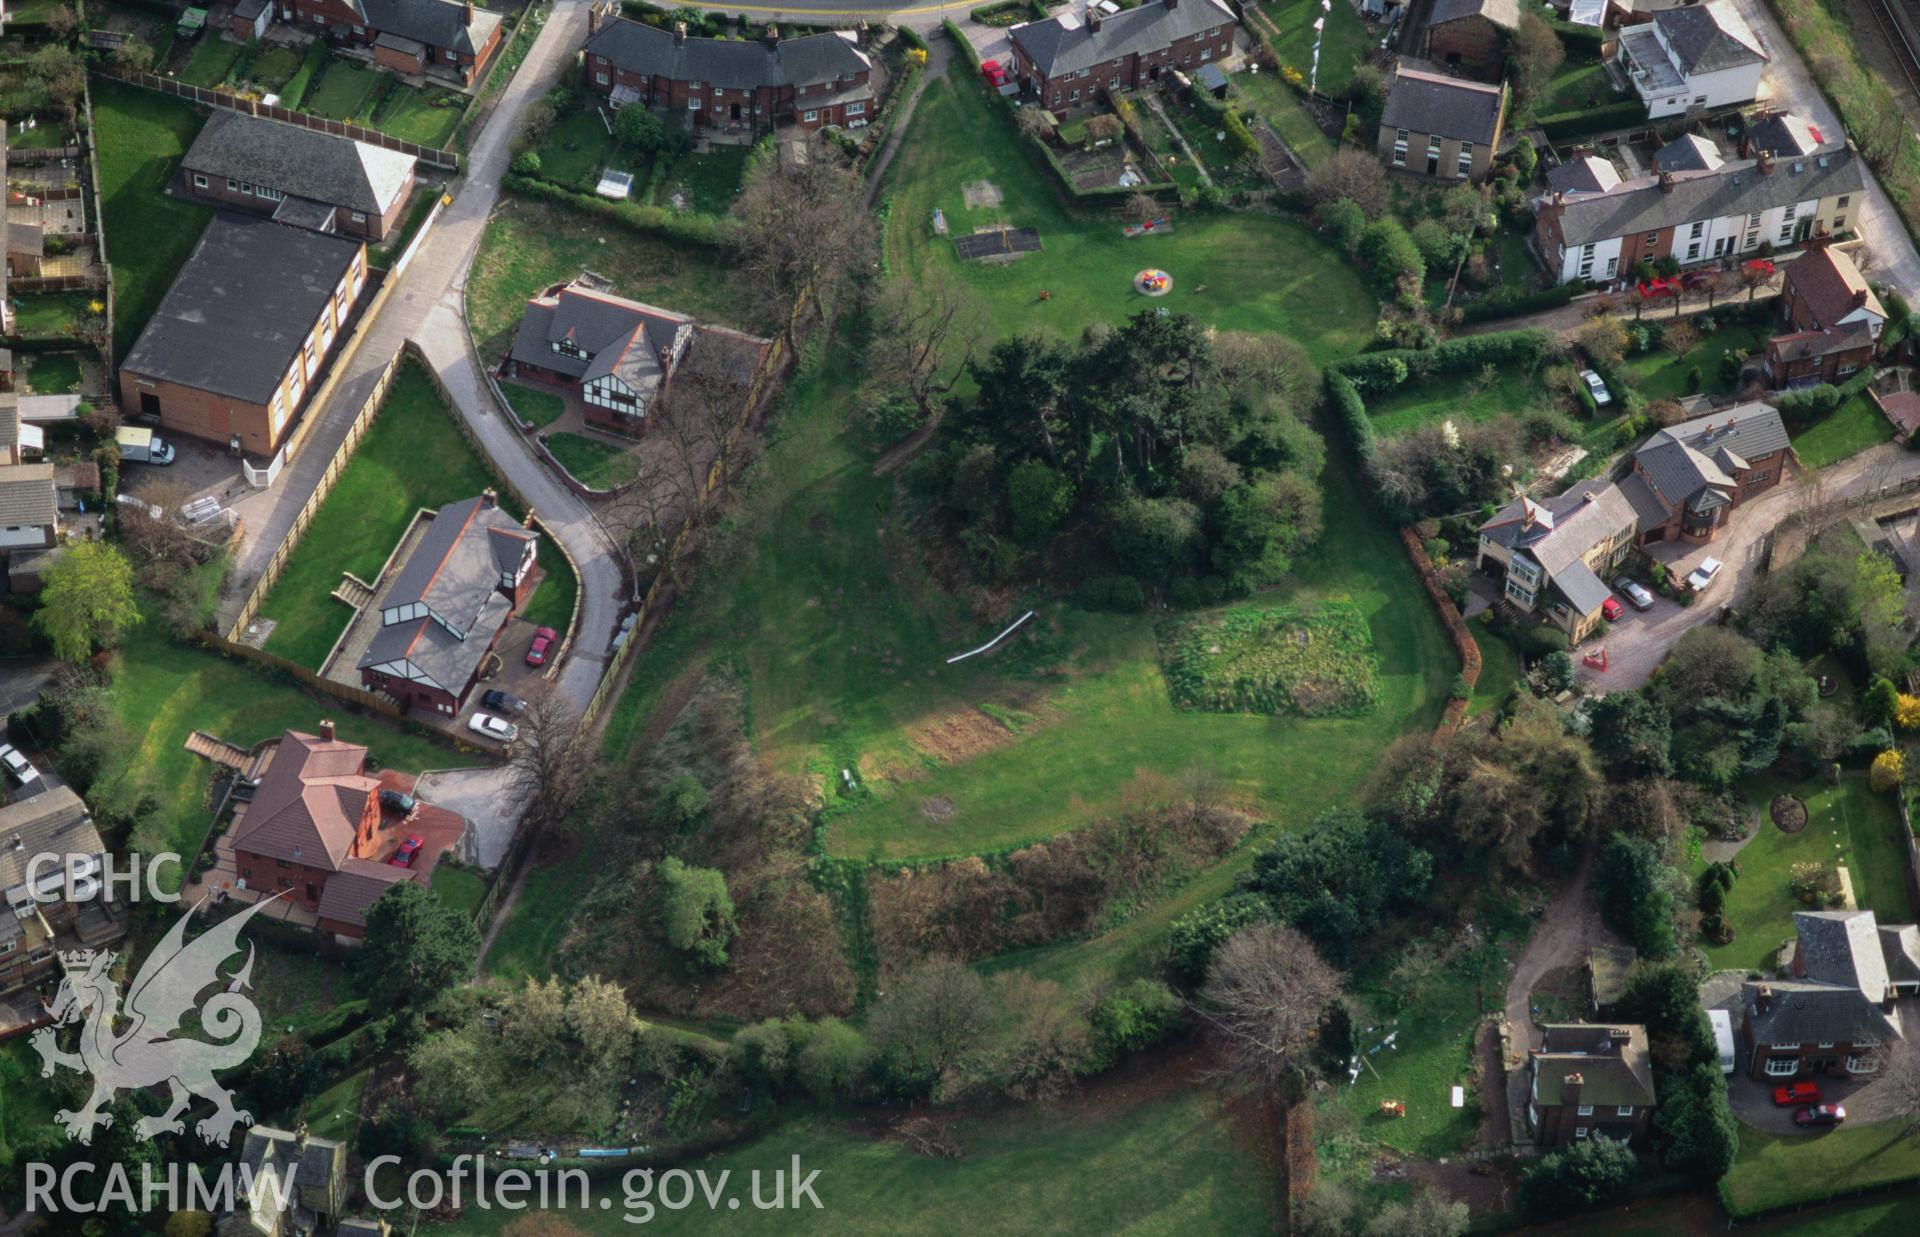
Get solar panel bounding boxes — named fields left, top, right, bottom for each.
left=1568, top=0, right=1606, bottom=26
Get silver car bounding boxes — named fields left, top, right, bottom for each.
left=1579, top=369, right=1612, bottom=406
left=468, top=713, right=519, bottom=743
left=1614, top=577, right=1655, bottom=611
left=0, top=743, right=38, bottom=785
left=1686, top=557, right=1725, bottom=593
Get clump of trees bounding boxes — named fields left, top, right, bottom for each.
left=914, top=312, right=1327, bottom=599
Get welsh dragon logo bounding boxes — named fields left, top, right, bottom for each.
left=30, top=895, right=284, bottom=1147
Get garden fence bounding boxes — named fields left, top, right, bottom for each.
left=100, top=70, right=460, bottom=171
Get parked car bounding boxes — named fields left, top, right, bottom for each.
left=481, top=689, right=528, bottom=716
left=1686, top=557, right=1725, bottom=593
left=390, top=834, right=424, bottom=868
left=0, top=743, right=37, bottom=786
left=1579, top=369, right=1612, bottom=406
left=524, top=627, right=558, bottom=667
left=1601, top=596, right=1624, bottom=622
left=1614, top=577, right=1655, bottom=611
left=1794, top=1103, right=1847, bottom=1128
left=379, top=789, right=418, bottom=816
left=469, top=713, right=519, bottom=743
left=980, top=59, right=1009, bottom=88
left=1772, top=1082, right=1820, bottom=1106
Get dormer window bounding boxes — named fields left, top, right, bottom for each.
left=554, top=339, right=585, bottom=360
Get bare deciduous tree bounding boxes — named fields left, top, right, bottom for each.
left=1196, top=922, right=1344, bottom=1100
left=506, top=681, right=596, bottom=848
left=1509, top=13, right=1566, bottom=106
left=1662, top=319, right=1701, bottom=359
left=730, top=139, right=875, bottom=343
left=1880, top=1038, right=1920, bottom=1134
left=1738, top=260, right=1774, bottom=302
left=868, top=267, right=989, bottom=420
left=1303, top=148, right=1389, bottom=216
left=600, top=389, right=733, bottom=590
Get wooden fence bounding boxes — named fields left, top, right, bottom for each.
left=1401, top=528, right=1481, bottom=740
left=194, top=632, right=408, bottom=720
left=103, top=71, right=460, bottom=171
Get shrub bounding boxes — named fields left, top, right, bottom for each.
left=1449, top=673, right=1471, bottom=701
left=1317, top=198, right=1366, bottom=256
left=1537, top=650, right=1575, bottom=692
left=1894, top=692, right=1920, bottom=730
left=1518, top=1138, right=1638, bottom=1219
left=1166, top=892, right=1275, bottom=983
left=1358, top=218, right=1425, bottom=305
left=1076, top=575, right=1146, bottom=612
left=1871, top=748, right=1906, bottom=792
left=1091, top=979, right=1185, bottom=1062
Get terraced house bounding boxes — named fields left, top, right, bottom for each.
left=179, top=110, right=419, bottom=242
left=583, top=9, right=875, bottom=132
left=1534, top=138, right=1863, bottom=284
left=1008, top=0, right=1235, bottom=115
left=288, top=0, right=506, bottom=84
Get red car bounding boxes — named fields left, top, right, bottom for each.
left=1772, top=1082, right=1821, bottom=1106
left=390, top=834, right=424, bottom=868
left=980, top=59, right=1009, bottom=88
left=1601, top=597, right=1624, bottom=622
left=525, top=626, right=558, bottom=666
left=1794, top=1103, right=1847, bottom=1128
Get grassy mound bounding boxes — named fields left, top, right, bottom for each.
left=1160, top=600, right=1378, bottom=717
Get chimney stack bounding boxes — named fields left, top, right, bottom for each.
left=1164, top=0, right=1179, bottom=9
left=319, top=720, right=335, bottom=743
left=295, top=1121, right=309, bottom=1151
left=1658, top=170, right=1675, bottom=194
left=1087, top=5, right=1104, bottom=32
left=1756, top=983, right=1773, bottom=1013
left=1855, top=288, right=1871, bottom=308
left=765, top=23, right=780, bottom=48
left=462, top=0, right=473, bottom=27
left=588, top=0, right=602, bottom=36
left=1562, top=1073, right=1583, bottom=1111
left=1758, top=150, right=1775, bottom=176
left=481, top=487, right=498, bottom=508
left=523, top=507, right=537, bottom=530
left=674, top=20, right=687, bottom=45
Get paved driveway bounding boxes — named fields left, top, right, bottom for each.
left=1727, top=1065, right=1899, bottom=1133
left=415, top=767, right=520, bottom=868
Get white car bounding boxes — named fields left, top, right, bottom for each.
left=1614, top=577, right=1655, bottom=611
left=1579, top=369, right=1612, bottom=406
left=468, top=713, right=519, bottom=743
left=1686, top=557, right=1725, bottom=593
left=0, top=743, right=38, bottom=785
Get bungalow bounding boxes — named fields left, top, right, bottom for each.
left=356, top=492, right=538, bottom=716
left=288, top=0, right=506, bottom=85
left=179, top=110, right=419, bottom=242
left=1765, top=243, right=1884, bottom=388
left=508, top=279, right=694, bottom=436
left=1616, top=0, right=1767, bottom=119
left=1377, top=60, right=1508, bottom=183
left=118, top=214, right=367, bottom=458
left=1738, top=910, right=1913, bottom=1080
left=1528, top=1024, right=1657, bottom=1147
left=583, top=11, right=874, bottom=133
left=1008, top=0, right=1236, bottom=116
left=1422, top=0, right=1520, bottom=80
left=0, top=785, right=127, bottom=1038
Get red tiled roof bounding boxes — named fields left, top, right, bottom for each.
left=315, top=858, right=416, bottom=930
left=1785, top=246, right=1885, bottom=331
left=230, top=730, right=380, bottom=871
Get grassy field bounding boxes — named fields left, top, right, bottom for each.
left=180, top=35, right=245, bottom=87
left=504, top=383, right=567, bottom=428
left=482, top=843, right=598, bottom=983
left=1722, top=1121, right=1920, bottom=1217
left=431, top=865, right=489, bottom=918
left=1692, top=775, right=1909, bottom=971
left=300, top=1067, right=371, bottom=1144
left=253, top=360, right=576, bottom=668
left=543, top=431, right=640, bottom=491
left=536, top=103, right=618, bottom=190
left=1231, top=65, right=1334, bottom=169
left=656, top=143, right=751, bottom=215
left=1793, top=393, right=1894, bottom=469
left=110, top=612, right=454, bottom=874
left=439, top=1080, right=1279, bottom=1234
left=92, top=78, right=213, bottom=359
left=1545, top=60, right=1621, bottom=112
left=1624, top=320, right=1769, bottom=402
left=467, top=195, right=755, bottom=360
left=305, top=59, right=386, bottom=120
left=883, top=77, right=1375, bottom=363
left=241, top=44, right=305, bottom=93
left=23, top=351, right=83, bottom=394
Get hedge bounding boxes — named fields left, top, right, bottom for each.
left=1459, top=280, right=1583, bottom=324
left=502, top=173, right=730, bottom=248
left=945, top=19, right=984, bottom=72
left=1538, top=101, right=1649, bottom=142
left=1330, top=329, right=1554, bottom=394
left=896, top=24, right=927, bottom=52
left=969, top=0, right=1045, bottom=24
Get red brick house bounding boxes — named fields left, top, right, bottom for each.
left=288, top=0, right=505, bottom=85
left=1423, top=0, right=1520, bottom=80
left=1613, top=401, right=1791, bottom=545
left=228, top=723, right=416, bottom=938
left=180, top=110, right=419, bottom=242
left=583, top=10, right=874, bottom=133
left=1008, top=0, right=1235, bottom=116
left=118, top=214, right=367, bottom=458
left=357, top=492, right=539, bottom=716
left=508, top=279, right=693, bottom=436
left=1765, top=244, right=1885, bottom=388
left=1738, top=911, right=1915, bottom=1081
left=1528, top=1024, right=1657, bottom=1148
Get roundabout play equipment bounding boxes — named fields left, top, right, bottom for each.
left=1134, top=268, right=1173, bottom=296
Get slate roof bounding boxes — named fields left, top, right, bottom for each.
left=587, top=17, right=871, bottom=91
left=231, top=729, right=379, bottom=871
left=509, top=283, right=693, bottom=392
left=1799, top=910, right=1892, bottom=995
left=314, top=857, right=413, bottom=927
left=1767, top=322, right=1875, bottom=365
left=1883, top=925, right=1920, bottom=987
left=1747, top=910, right=1914, bottom=1047
left=1382, top=61, right=1505, bottom=144
left=0, top=397, right=21, bottom=463
left=235, top=0, right=268, bottom=20
left=1428, top=0, right=1520, bottom=29
left=1744, top=978, right=1903, bottom=1045
left=119, top=214, right=363, bottom=406
left=1748, top=111, right=1829, bottom=159
left=1653, top=133, right=1724, bottom=173
left=1641, top=402, right=1790, bottom=498
left=359, top=0, right=502, bottom=57
left=1531, top=1024, right=1657, bottom=1107
left=1009, top=0, right=1236, bottom=78
left=184, top=110, right=416, bottom=218
left=237, top=1125, right=347, bottom=1221
left=1588, top=944, right=1639, bottom=1008
left=357, top=495, right=535, bottom=697
left=1617, top=469, right=1672, bottom=529
left=1554, top=559, right=1613, bottom=614
left=1547, top=149, right=1864, bottom=248
left=1784, top=245, right=1885, bottom=330
left=0, top=463, right=56, bottom=528
left=1653, top=0, right=1767, bottom=75
left=1481, top=483, right=1637, bottom=576
left=1546, top=154, right=1621, bottom=197
left=0, top=786, right=103, bottom=893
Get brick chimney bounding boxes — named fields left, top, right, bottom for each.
left=319, top=720, right=335, bottom=743
left=588, top=0, right=602, bottom=36
left=673, top=20, right=687, bottom=45
left=1758, top=150, right=1775, bottom=176
left=1756, top=983, right=1773, bottom=1013
left=1164, top=0, right=1179, bottom=9
left=765, top=23, right=780, bottom=48
left=481, top=487, right=498, bottom=508
left=1562, top=1072, right=1583, bottom=1111
left=1658, top=170, right=1675, bottom=194
left=462, top=0, right=474, bottom=27
left=1856, top=287, right=1871, bottom=308
left=1087, top=4, right=1103, bottom=32
left=295, top=1121, right=309, bottom=1151
left=523, top=507, right=537, bottom=529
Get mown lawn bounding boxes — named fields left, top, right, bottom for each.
left=305, top=59, right=386, bottom=120
left=253, top=359, right=577, bottom=667
left=1721, top=1121, right=1920, bottom=1217
left=466, top=195, right=754, bottom=360
left=431, top=865, right=489, bottom=918
left=24, top=351, right=83, bottom=393
left=1793, top=393, right=1893, bottom=469
left=0, top=1040, right=56, bottom=1160
left=240, top=44, right=305, bottom=94
left=656, top=143, right=751, bottom=215
left=179, top=35, right=245, bottom=87
left=300, top=1068, right=371, bottom=1144
left=1231, top=65, right=1334, bottom=169
left=1545, top=60, right=1622, bottom=112
left=883, top=77, right=1375, bottom=363
left=92, top=78, right=213, bottom=358
left=1624, top=320, right=1770, bottom=402
left=375, top=86, right=462, bottom=147
left=535, top=103, right=618, bottom=190
left=542, top=431, right=639, bottom=491
left=1260, top=0, right=1367, bottom=96
left=1692, top=775, right=1909, bottom=972
left=110, top=612, right=454, bottom=877
left=503, top=383, right=567, bottom=428
left=482, top=843, right=598, bottom=983
left=439, top=1082, right=1280, bottom=1234
left=1469, top=616, right=1523, bottom=718
left=8, top=293, right=96, bottom=338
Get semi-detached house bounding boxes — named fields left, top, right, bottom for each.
left=288, top=0, right=506, bottom=85
left=1008, top=0, right=1236, bottom=116
left=1534, top=142, right=1863, bottom=285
